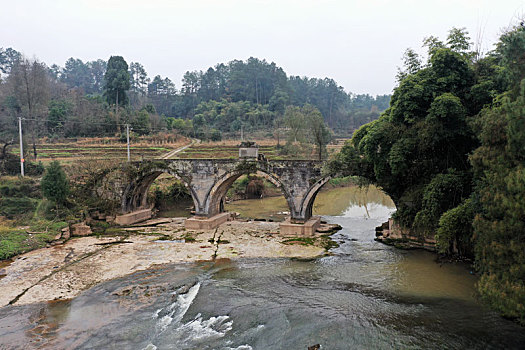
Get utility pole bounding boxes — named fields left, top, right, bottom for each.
left=126, top=124, right=131, bottom=162
left=241, top=125, right=244, bottom=141
left=18, top=117, right=24, bottom=177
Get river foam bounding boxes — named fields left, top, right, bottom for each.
left=147, top=281, right=243, bottom=349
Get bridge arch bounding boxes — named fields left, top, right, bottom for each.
left=121, top=165, right=196, bottom=214
left=120, top=159, right=329, bottom=223
left=204, top=169, right=292, bottom=218
left=298, top=176, right=332, bottom=221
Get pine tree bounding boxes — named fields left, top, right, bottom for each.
left=41, top=160, right=69, bottom=206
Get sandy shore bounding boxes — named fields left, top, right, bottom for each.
left=0, top=219, right=330, bottom=307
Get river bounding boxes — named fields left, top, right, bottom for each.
left=0, top=186, right=524, bottom=349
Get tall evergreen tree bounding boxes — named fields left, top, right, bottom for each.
left=103, top=56, right=130, bottom=107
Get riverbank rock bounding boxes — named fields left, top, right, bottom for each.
left=71, top=223, right=92, bottom=236
left=375, top=218, right=436, bottom=251
left=61, top=226, right=71, bottom=240
left=316, top=223, right=342, bottom=234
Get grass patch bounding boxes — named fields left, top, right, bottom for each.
left=319, top=235, right=339, bottom=250
left=0, top=219, right=68, bottom=260
left=182, top=233, right=196, bottom=242
left=282, top=237, right=315, bottom=246
left=103, top=227, right=128, bottom=235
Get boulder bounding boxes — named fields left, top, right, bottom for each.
left=61, top=226, right=71, bottom=240
left=71, top=222, right=92, bottom=236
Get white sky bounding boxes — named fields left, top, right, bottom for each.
left=2, top=0, right=524, bottom=95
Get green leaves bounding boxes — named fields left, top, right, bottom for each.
left=104, top=56, right=130, bottom=106
left=41, top=160, right=69, bottom=206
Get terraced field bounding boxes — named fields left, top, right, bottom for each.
left=15, top=136, right=190, bottom=165
left=14, top=136, right=345, bottom=164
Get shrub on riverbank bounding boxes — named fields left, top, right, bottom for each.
left=0, top=176, right=69, bottom=260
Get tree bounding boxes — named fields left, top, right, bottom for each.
left=129, top=62, right=149, bottom=95
left=0, top=96, right=19, bottom=161
left=41, top=160, right=69, bottom=206
left=304, top=105, right=331, bottom=160
left=0, top=47, right=22, bottom=80
left=332, top=31, right=477, bottom=229
left=104, top=56, right=130, bottom=107
left=446, top=27, right=472, bottom=56
left=61, top=58, right=91, bottom=92
left=104, top=56, right=130, bottom=132
left=422, top=35, right=445, bottom=56
left=468, top=24, right=525, bottom=324
left=7, top=58, right=50, bottom=159
left=283, top=106, right=305, bottom=142
left=131, top=110, right=151, bottom=135
left=47, top=99, right=72, bottom=135
left=396, top=48, right=421, bottom=82
left=87, top=59, right=107, bottom=95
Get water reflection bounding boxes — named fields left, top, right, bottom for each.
left=225, top=185, right=395, bottom=221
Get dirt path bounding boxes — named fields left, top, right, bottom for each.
left=160, top=138, right=200, bottom=159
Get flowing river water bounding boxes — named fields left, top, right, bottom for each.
left=0, top=186, right=524, bottom=349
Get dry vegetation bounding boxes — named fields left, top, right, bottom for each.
left=14, top=134, right=191, bottom=165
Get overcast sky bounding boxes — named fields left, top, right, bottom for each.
left=2, top=0, right=524, bottom=95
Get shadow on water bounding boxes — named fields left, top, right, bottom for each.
left=1, top=185, right=524, bottom=349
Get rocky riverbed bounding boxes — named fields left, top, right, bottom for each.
left=0, top=219, right=335, bottom=307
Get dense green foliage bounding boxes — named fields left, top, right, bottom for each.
left=41, top=160, right=69, bottom=206
left=470, top=79, right=525, bottom=322
left=335, top=37, right=480, bottom=229
left=104, top=56, right=130, bottom=106
left=331, top=25, right=525, bottom=323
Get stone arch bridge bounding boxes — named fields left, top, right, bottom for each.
left=118, top=158, right=331, bottom=233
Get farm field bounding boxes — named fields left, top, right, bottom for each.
left=13, top=135, right=191, bottom=165
left=173, top=138, right=347, bottom=160
left=11, top=136, right=347, bottom=165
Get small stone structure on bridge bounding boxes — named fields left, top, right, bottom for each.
left=117, top=149, right=330, bottom=235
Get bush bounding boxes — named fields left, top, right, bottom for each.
left=413, top=170, right=470, bottom=236
left=26, top=161, right=45, bottom=176
left=41, top=161, right=69, bottom=206
left=436, top=198, right=474, bottom=256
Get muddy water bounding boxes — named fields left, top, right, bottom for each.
left=1, top=186, right=524, bottom=349
left=224, top=185, right=395, bottom=221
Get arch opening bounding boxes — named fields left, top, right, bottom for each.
left=147, top=173, right=194, bottom=218
left=123, top=168, right=196, bottom=216
left=205, top=169, right=293, bottom=220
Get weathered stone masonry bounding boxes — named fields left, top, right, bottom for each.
left=121, top=158, right=330, bottom=223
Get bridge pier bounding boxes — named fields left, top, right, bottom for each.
left=185, top=212, right=232, bottom=230
left=120, top=158, right=331, bottom=231
left=279, top=216, right=321, bottom=236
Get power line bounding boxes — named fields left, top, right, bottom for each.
left=18, top=117, right=180, bottom=133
